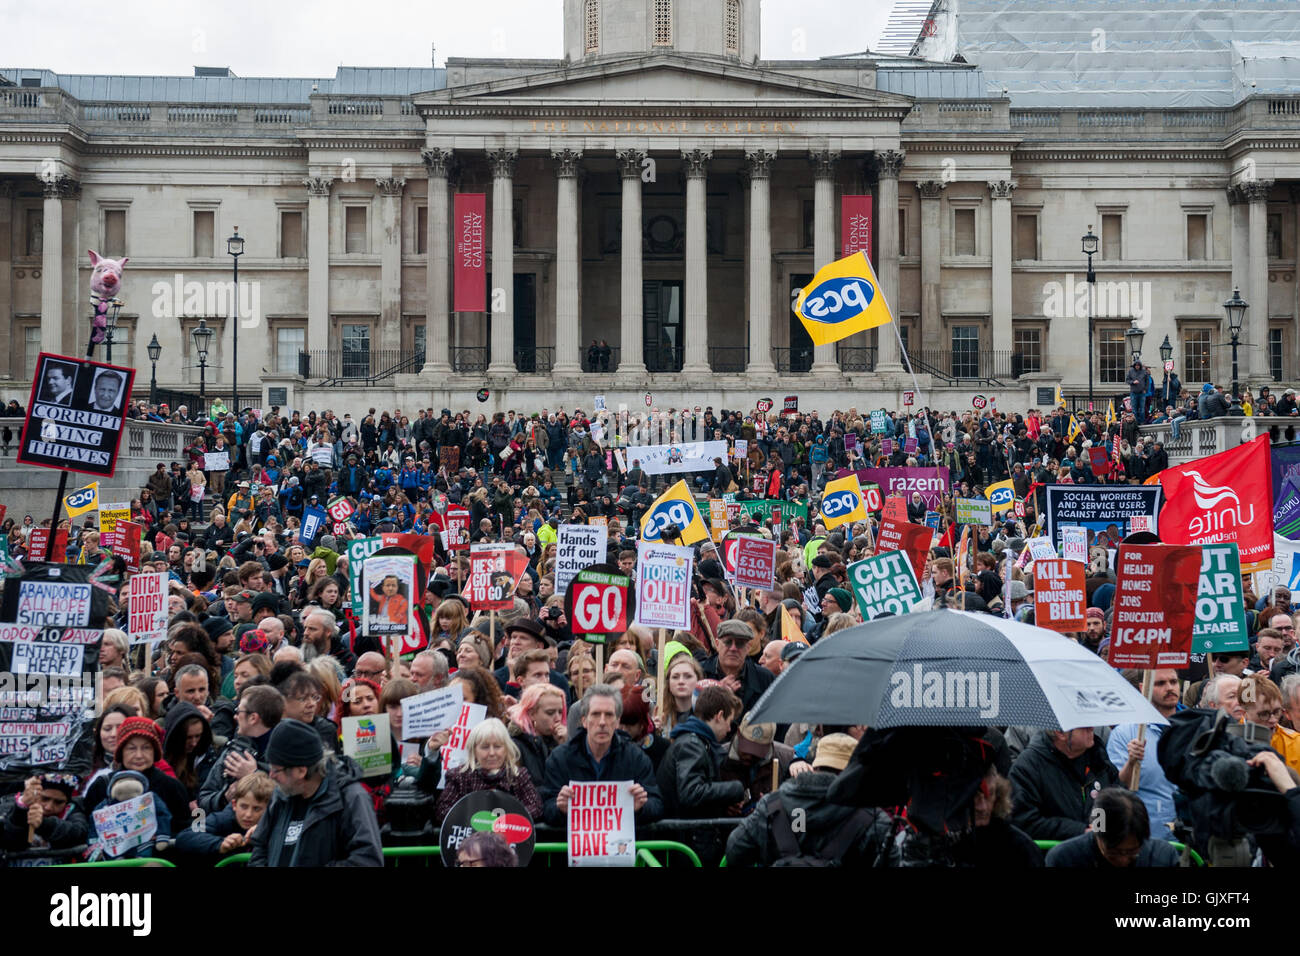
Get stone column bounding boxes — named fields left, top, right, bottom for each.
left=875, top=150, right=905, bottom=371
left=487, top=149, right=517, bottom=375
left=420, top=148, right=453, bottom=375
left=41, top=177, right=77, bottom=355
left=681, top=148, right=712, bottom=375
left=917, top=180, right=944, bottom=353
left=0, top=182, right=13, bottom=377
left=1244, top=179, right=1274, bottom=384
left=375, top=177, right=405, bottom=355
left=1293, top=184, right=1300, bottom=379
left=809, top=150, right=839, bottom=374
left=304, top=177, right=332, bottom=356
left=989, top=179, right=1016, bottom=359
left=746, top=149, right=777, bottom=375
left=552, top=149, right=583, bottom=375
left=617, top=149, right=647, bottom=375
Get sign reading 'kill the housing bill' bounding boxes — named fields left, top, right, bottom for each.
left=17, top=353, right=135, bottom=478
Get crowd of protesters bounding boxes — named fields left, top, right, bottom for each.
left=2, top=387, right=1300, bottom=868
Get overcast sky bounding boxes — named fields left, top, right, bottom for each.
left=3, top=0, right=899, bottom=76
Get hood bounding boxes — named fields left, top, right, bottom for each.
left=670, top=715, right=718, bottom=743
left=162, top=700, right=213, bottom=759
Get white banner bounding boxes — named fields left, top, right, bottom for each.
left=626, top=440, right=728, bottom=476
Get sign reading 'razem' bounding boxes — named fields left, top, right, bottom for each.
left=17, top=353, right=135, bottom=478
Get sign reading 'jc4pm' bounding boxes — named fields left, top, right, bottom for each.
left=793, top=251, right=895, bottom=346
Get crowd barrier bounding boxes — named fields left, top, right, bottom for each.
left=1033, top=839, right=1206, bottom=866
left=210, top=840, right=701, bottom=868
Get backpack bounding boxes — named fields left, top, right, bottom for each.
left=767, top=796, right=872, bottom=867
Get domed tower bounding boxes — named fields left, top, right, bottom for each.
left=563, top=0, right=761, bottom=63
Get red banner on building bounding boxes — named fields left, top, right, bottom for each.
left=841, top=195, right=873, bottom=264
left=874, top=516, right=931, bottom=587
left=453, top=193, right=486, bottom=312
left=1107, top=543, right=1201, bottom=669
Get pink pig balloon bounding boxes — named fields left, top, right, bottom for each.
left=87, top=250, right=128, bottom=346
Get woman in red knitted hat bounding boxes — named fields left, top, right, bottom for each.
left=81, top=716, right=191, bottom=836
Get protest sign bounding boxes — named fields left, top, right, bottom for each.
left=925, top=511, right=941, bottom=531
left=1033, top=559, right=1086, bottom=632
left=128, top=572, right=168, bottom=644
left=402, top=684, right=465, bottom=740
left=111, top=520, right=141, bottom=573
left=438, top=789, right=536, bottom=868
left=1270, top=445, right=1300, bottom=541
left=63, top=482, right=99, bottom=519
left=844, top=434, right=857, bottom=453
left=633, top=542, right=693, bottom=630
left=1107, top=544, right=1202, bottom=669
left=1061, top=526, right=1089, bottom=564
left=956, top=497, right=992, bottom=526
left=1044, top=485, right=1162, bottom=549
left=203, top=451, right=230, bottom=471
left=1026, top=537, right=1058, bottom=563
left=362, top=553, right=419, bottom=646
left=342, top=713, right=393, bottom=778
left=466, top=544, right=528, bottom=611
left=639, top=480, right=709, bottom=545
left=299, top=505, right=328, bottom=546
left=733, top=537, right=778, bottom=591
left=1130, top=515, right=1152, bottom=534
left=92, top=793, right=158, bottom=858
left=567, top=569, right=631, bottom=640
left=440, top=505, right=470, bottom=551
left=327, top=497, right=355, bottom=523
left=439, top=702, right=488, bottom=787
left=709, top=499, right=729, bottom=542
left=880, top=438, right=894, bottom=456
left=870, top=410, right=887, bottom=434
left=735, top=499, right=809, bottom=526
left=26, top=528, right=67, bottom=564
left=18, top=353, right=135, bottom=477
left=97, top=502, right=129, bottom=544
left=628, top=440, right=729, bottom=476
left=733, top=439, right=748, bottom=461
left=1192, top=543, right=1250, bottom=655
left=839, top=467, right=950, bottom=509
left=882, top=496, right=908, bottom=525
left=848, top=550, right=922, bottom=619
left=904, top=437, right=918, bottom=455
left=874, top=516, right=932, bottom=591
left=348, top=537, right=384, bottom=615
left=555, top=524, right=608, bottom=596
left=568, top=781, right=636, bottom=867
left=1088, top=446, right=1111, bottom=476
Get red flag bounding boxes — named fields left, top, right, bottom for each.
left=841, top=195, right=873, bottom=264
left=1157, top=434, right=1273, bottom=573
left=938, top=522, right=955, bottom=552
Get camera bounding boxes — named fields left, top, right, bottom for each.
left=547, top=606, right=562, bottom=621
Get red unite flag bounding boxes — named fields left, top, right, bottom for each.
left=453, top=193, right=486, bottom=312
left=1157, top=434, right=1274, bottom=573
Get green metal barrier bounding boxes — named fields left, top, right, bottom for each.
left=1033, top=839, right=1205, bottom=867
left=210, top=840, right=702, bottom=867
left=58, top=857, right=177, bottom=868
left=637, top=848, right=662, bottom=867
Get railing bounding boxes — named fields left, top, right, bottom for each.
left=327, top=97, right=384, bottom=115
left=298, top=349, right=425, bottom=385
left=167, top=105, right=237, bottom=124
left=121, top=420, right=205, bottom=460
left=452, top=346, right=489, bottom=374
left=773, top=346, right=814, bottom=374
left=709, top=346, right=749, bottom=373
left=81, top=103, right=150, bottom=122
left=0, top=88, right=42, bottom=109
left=645, top=345, right=682, bottom=374
left=912, top=349, right=1017, bottom=385
left=1139, top=415, right=1300, bottom=466
left=581, top=346, right=620, bottom=373
left=837, top=344, right=877, bottom=372
left=514, top=346, right=554, bottom=374
left=255, top=107, right=311, bottom=124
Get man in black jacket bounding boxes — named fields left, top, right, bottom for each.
left=1009, top=728, right=1127, bottom=840
left=198, top=685, right=284, bottom=815
left=540, top=685, right=663, bottom=827
left=1045, top=788, right=1180, bottom=867
left=657, top=685, right=745, bottom=818
left=702, top=620, right=775, bottom=714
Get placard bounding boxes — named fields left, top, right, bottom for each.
left=848, top=550, right=922, bottom=619
left=438, top=789, right=535, bottom=868
left=1033, top=559, right=1086, bottom=632
left=342, top=713, right=393, bottom=779
left=733, top=537, right=778, bottom=591
left=709, top=499, right=729, bottom=543
left=1107, top=543, right=1202, bottom=669
left=128, top=572, right=169, bottom=644
left=444, top=505, right=471, bottom=551
left=327, top=497, right=355, bottom=523
left=92, top=792, right=158, bottom=858
left=842, top=466, right=950, bottom=509
left=633, top=541, right=693, bottom=630
left=568, top=780, right=636, bottom=867
left=1044, top=485, right=1162, bottom=549
left=27, top=528, right=68, bottom=564
left=874, top=517, right=932, bottom=590
left=362, top=553, right=419, bottom=641
left=870, top=410, right=888, bottom=434
left=1192, top=543, right=1250, bottom=655
left=438, top=702, right=488, bottom=788
left=17, top=353, right=135, bottom=478
left=955, top=497, right=991, bottom=526
left=1061, top=526, right=1089, bottom=564
left=555, top=524, right=607, bottom=596
left=880, top=438, right=894, bottom=456
left=203, top=451, right=230, bottom=472
left=568, top=570, right=631, bottom=639
left=1026, top=537, right=1058, bottom=563
left=466, top=543, right=527, bottom=611
left=348, top=536, right=384, bottom=615
left=401, top=684, right=465, bottom=740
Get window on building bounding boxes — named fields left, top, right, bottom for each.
left=1268, top=212, right=1283, bottom=260
left=24, top=327, right=41, bottom=379
left=1271, top=327, right=1284, bottom=383
left=802, top=200, right=814, bottom=249
left=345, top=206, right=367, bottom=254
left=899, top=322, right=910, bottom=357
left=725, top=0, right=740, bottom=54
left=193, top=210, right=214, bottom=257
left=1183, top=328, right=1212, bottom=382
left=954, top=208, right=975, bottom=256
left=275, top=326, right=305, bottom=374
left=585, top=0, right=600, bottom=53
left=1186, top=213, right=1207, bottom=260
left=416, top=206, right=428, bottom=254
left=951, top=325, right=979, bottom=377
left=341, top=323, right=371, bottom=378
left=103, top=209, right=126, bottom=259
left=1099, top=328, right=1127, bottom=383
left=280, top=211, right=304, bottom=258
left=1101, top=213, right=1122, bottom=260
left=1014, top=213, right=1038, bottom=260
left=1013, top=327, right=1042, bottom=374
left=413, top=323, right=426, bottom=360
left=897, top=208, right=907, bottom=257
left=653, top=0, right=672, bottom=45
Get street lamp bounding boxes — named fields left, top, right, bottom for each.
left=147, top=333, right=162, bottom=406
left=1125, top=322, right=1145, bottom=363
left=1224, top=286, right=1248, bottom=401
left=103, top=298, right=123, bottom=364
left=1159, top=334, right=1173, bottom=405
left=226, top=226, right=245, bottom=416
left=1082, top=225, right=1099, bottom=412
left=192, top=319, right=213, bottom=420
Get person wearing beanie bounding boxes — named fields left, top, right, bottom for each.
left=248, top=718, right=383, bottom=867
left=813, top=587, right=855, bottom=642
left=1083, top=607, right=1107, bottom=653
left=83, top=717, right=191, bottom=838
left=2, top=773, right=89, bottom=852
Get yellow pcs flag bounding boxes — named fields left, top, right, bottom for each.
left=781, top=605, right=808, bottom=645
left=819, top=473, right=867, bottom=530
left=985, top=478, right=1016, bottom=515
left=1067, top=414, right=1083, bottom=443
left=792, top=250, right=895, bottom=347
left=63, top=482, right=100, bottom=518
left=640, top=479, right=709, bottom=545
left=1105, top=399, right=1116, bottom=428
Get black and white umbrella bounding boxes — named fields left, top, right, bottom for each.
left=748, top=610, right=1166, bottom=731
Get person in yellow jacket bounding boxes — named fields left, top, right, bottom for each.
left=537, top=515, right=559, bottom=546
left=1240, top=674, right=1300, bottom=774
left=226, top=480, right=255, bottom=518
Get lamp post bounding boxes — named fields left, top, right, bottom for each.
left=1159, top=334, right=1173, bottom=405
left=226, top=226, right=245, bottom=415
left=1082, top=226, right=1099, bottom=413
left=1224, top=287, right=1248, bottom=401
left=103, top=298, right=123, bottom=364
left=147, top=333, right=162, bottom=406
left=193, top=319, right=213, bottom=421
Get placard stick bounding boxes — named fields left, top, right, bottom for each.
left=771, top=757, right=780, bottom=793
left=656, top=627, right=667, bottom=709
left=1131, top=668, right=1155, bottom=792
left=595, top=641, right=604, bottom=678
left=490, top=610, right=496, bottom=656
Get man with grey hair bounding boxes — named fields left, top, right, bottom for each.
left=540, top=684, right=663, bottom=826
left=1198, top=673, right=1244, bottom=720
left=301, top=606, right=355, bottom=671
left=409, top=651, right=448, bottom=693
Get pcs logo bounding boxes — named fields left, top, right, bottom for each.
left=65, top=488, right=96, bottom=511
left=989, top=487, right=1014, bottom=508
left=796, top=277, right=875, bottom=325
left=821, top=490, right=860, bottom=519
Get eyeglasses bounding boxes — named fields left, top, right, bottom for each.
left=721, top=638, right=750, bottom=648
left=1253, top=708, right=1286, bottom=720
left=355, top=670, right=384, bottom=679
left=1277, top=625, right=1296, bottom=632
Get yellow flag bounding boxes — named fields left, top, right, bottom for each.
left=1054, top=384, right=1064, bottom=408
left=792, top=251, right=895, bottom=346
left=639, top=479, right=709, bottom=545
left=1105, top=399, right=1116, bottom=428
left=985, top=478, right=1016, bottom=515
left=819, top=473, right=867, bottom=530
left=1066, top=414, right=1083, bottom=443
left=781, top=605, right=808, bottom=645
left=63, top=482, right=99, bottom=518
